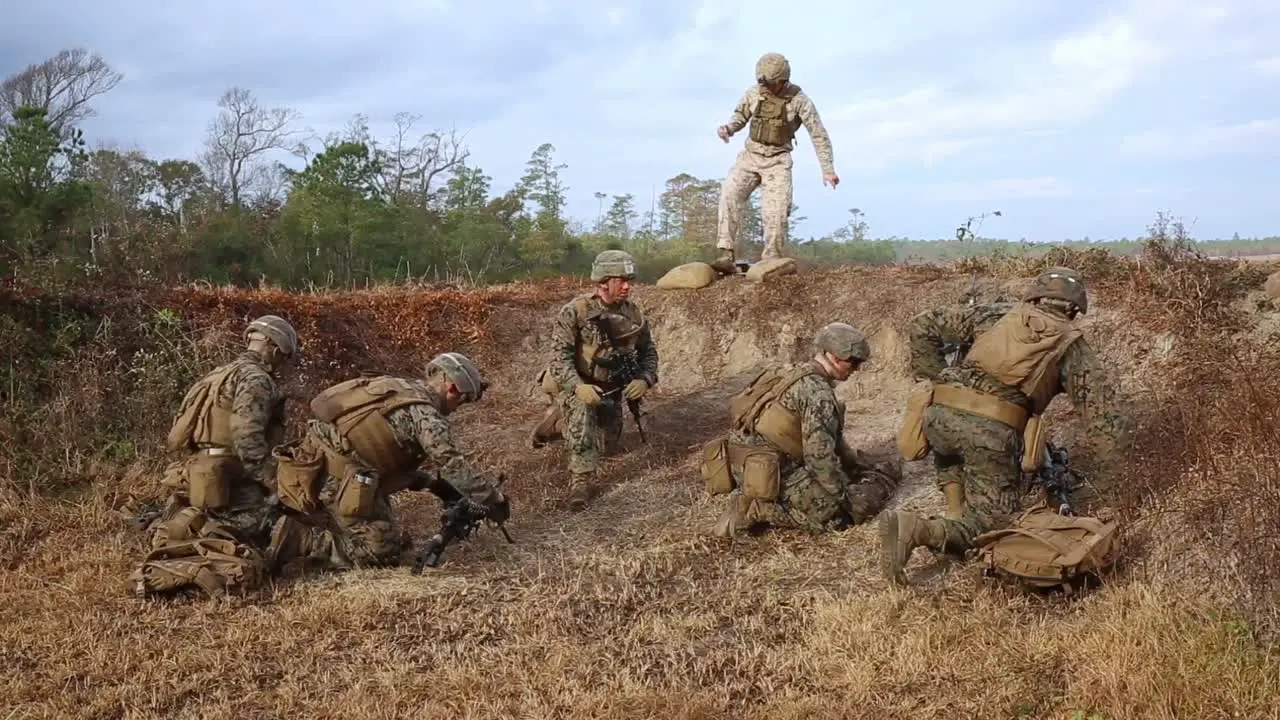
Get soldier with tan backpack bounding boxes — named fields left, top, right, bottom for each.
left=884, top=267, right=1131, bottom=589
left=131, top=315, right=298, bottom=599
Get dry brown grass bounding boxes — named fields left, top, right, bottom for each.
left=3, top=249, right=1280, bottom=719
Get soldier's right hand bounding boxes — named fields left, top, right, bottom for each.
left=717, top=125, right=730, bottom=143
left=574, top=383, right=603, bottom=406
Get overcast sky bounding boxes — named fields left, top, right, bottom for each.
left=3, top=0, right=1278, bottom=241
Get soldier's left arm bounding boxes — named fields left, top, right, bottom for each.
left=1058, top=337, right=1133, bottom=457
left=228, top=368, right=280, bottom=484
left=793, top=93, right=836, bottom=176
left=635, top=318, right=659, bottom=388
left=797, top=381, right=853, bottom=497
left=410, top=406, right=503, bottom=508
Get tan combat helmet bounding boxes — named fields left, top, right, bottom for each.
left=1024, top=266, right=1088, bottom=315
left=427, top=351, right=489, bottom=402
left=755, top=52, right=791, bottom=85
left=244, top=315, right=298, bottom=357
left=590, top=249, right=637, bottom=282
left=814, top=322, right=871, bottom=364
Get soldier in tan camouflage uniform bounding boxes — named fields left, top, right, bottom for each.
left=131, top=315, right=297, bottom=598
left=880, top=267, right=1131, bottom=585
left=527, top=250, right=660, bottom=511
left=711, top=52, right=839, bottom=274
left=704, top=322, right=901, bottom=536
left=269, top=352, right=510, bottom=570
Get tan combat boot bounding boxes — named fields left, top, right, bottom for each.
left=878, top=510, right=939, bottom=586
left=712, top=490, right=752, bottom=537
left=709, top=248, right=739, bottom=275
left=567, top=472, right=600, bottom=512
left=526, top=405, right=563, bottom=449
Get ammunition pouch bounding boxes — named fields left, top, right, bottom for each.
left=186, top=449, right=236, bottom=510
left=701, top=439, right=735, bottom=495
left=273, top=441, right=326, bottom=514
left=943, top=481, right=966, bottom=520
left=149, top=505, right=207, bottom=551
left=740, top=448, right=782, bottom=501
left=931, top=384, right=1029, bottom=432
left=335, top=466, right=379, bottom=519
left=896, top=385, right=934, bottom=461
left=1020, top=415, right=1049, bottom=473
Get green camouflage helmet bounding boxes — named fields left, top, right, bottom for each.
left=426, top=351, right=489, bottom=402
left=814, top=322, right=871, bottom=362
left=1024, top=266, right=1088, bottom=315
left=590, top=249, right=637, bottom=282
left=244, top=315, right=298, bottom=357
left=755, top=52, right=791, bottom=85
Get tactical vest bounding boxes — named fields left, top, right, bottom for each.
left=962, top=303, right=1083, bottom=414
left=573, top=295, right=647, bottom=386
left=749, top=86, right=801, bottom=147
left=309, top=376, right=434, bottom=475
left=166, top=358, right=256, bottom=454
left=728, top=363, right=825, bottom=461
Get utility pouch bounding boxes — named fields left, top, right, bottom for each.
left=897, top=385, right=934, bottom=461
left=740, top=449, right=781, bottom=501
left=335, top=467, right=379, bottom=519
left=187, top=451, right=233, bottom=510
left=274, top=442, right=326, bottom=514
left=700, top=438, right=735, bottom=495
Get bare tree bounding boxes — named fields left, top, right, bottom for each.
left=200, top=86, right=306, bottom=208
left=378, top=112, right=469, bottom=207
left=0, top=49, right=123, bottom=136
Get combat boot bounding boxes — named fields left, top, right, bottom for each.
left=527, top=405, right=563, bottom=449
left=567, top=472, right=601, bottom=512
left=712, top=490, right=752, bottom=537
left=878, top=510, right=942, bottom=586
left=709, top=248, right=739, bottom=275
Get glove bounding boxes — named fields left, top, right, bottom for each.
left=575, top=383, right=602, bottom=406
left=487, top=492, right=511, bottom=523
left=623, top=378, right=650, bottom=400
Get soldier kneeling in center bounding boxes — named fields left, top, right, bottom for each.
left=702, top=322, right=902, bottom=536
left=269, top=352, right=510, bottom=571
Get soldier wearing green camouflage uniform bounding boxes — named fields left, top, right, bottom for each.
left=272, top=352, right=510, bottom=569
left=131, top=315, right=297, bottom=598
left=710, top=322, right=901, bottom=536
left=528, top=250, right=659, bottom=511
left=880, top=267, right=1131, bottom=585
left=712, top=52, right=839, bottom=274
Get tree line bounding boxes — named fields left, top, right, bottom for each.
left=3, top=49, right=1277, bottom=289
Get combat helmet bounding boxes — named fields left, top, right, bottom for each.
left=427, top=351, right=488, bottom=402
left=755, top=52, right=791, bottom=85
left=814, top=322, right=871, bottom=363
left=590, top=249, right=637, bottom=282
left=244, top=315, right=298, bottom=357
left=1024, top=266, right=1088, bottom=315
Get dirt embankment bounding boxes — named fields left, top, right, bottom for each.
left=2, top=258, right=1280, bottom=719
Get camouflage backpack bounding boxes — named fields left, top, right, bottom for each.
left=971, top=503, right=1121, bottom=591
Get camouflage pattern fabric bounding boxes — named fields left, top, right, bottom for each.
left=716, top=84, right=835, bottom=260
left=207, top=350, right=285, bottom=484
left=300, top=380, right=501, bottom=569
left=906, top=301, right=1131, bottom=554
left=728, top=361, right=896, bottom=532
left=546, top=292, right=659, bottom=476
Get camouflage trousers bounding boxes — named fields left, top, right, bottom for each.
left=555, top=388, right=625, bottom=476
left=272, top=478, right=411, bottom=571
left=749, top=461, right=897, bottom=533
left=716, top=148, right=794, bottom=260
left=149, top=478, right=274, bottom=551
left=920, top=404, right=1022, bottom=553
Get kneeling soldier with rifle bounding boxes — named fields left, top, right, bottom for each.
left=268, top=352, right=510, bottom=570
left=527, top=250, right=660, bottom=511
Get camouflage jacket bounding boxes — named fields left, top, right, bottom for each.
left=213, top=350, right=285, bottom=485
left=729, top=360, right=852, bottom=500
left=722, top=83, right=835, bottom=175
left=307, top=380, right=502, bottom=508
left=907, top=301, right=1132, bottom=455
left=547, top=292, right=659, bottom=393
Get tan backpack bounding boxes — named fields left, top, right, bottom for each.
left=131, top=537, right=266, bottom=599
left=972, top=504, right=1121, bottom=591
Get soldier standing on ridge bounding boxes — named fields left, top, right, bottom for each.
left=711, top=52, right=839, bottom=275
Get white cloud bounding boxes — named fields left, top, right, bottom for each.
left=1120, top=119, right=1280, bottom=157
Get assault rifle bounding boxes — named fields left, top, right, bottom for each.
left=1027, top=441, right=1078, bottom=515
left=409, top=474, right=513, bottom=574
left=585, top=310, right=648, bottom=444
